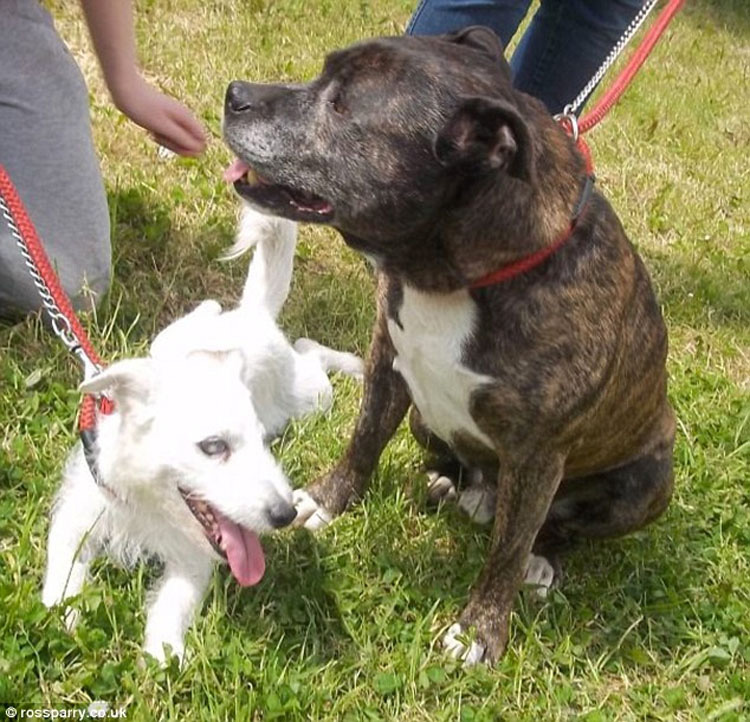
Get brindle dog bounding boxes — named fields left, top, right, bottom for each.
left=222, top=27, right=675, bottom=665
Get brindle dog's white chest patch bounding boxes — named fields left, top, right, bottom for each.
left=387, top=285, right=494, bottom=450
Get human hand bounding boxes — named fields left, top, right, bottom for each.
left=111, top=75, right=207, bottom=157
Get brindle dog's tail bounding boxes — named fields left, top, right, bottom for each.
left=222, top=203, right=298, bottom=320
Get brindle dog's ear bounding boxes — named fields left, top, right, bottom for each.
left=434, top=97, right=535, bottom=182
left=446, top=26, right=510, bottom=77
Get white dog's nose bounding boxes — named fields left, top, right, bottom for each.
left=267, top=499, right=297, bottom=528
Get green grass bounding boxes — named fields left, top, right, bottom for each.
left=1, top=0, right=749, bottom=719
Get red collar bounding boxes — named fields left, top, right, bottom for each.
left=469, top=172, right=595, bottom=289
left=80, top=393, right=118, bottom=499
left=469, top=129, right=596, bottom=290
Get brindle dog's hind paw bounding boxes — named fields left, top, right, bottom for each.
left=425, top=471, right=495, bottom=525
left=524, top=553, right=556, bottom=598
left=292, top=489, right=332, bottom=531
left=426, top=471, right=458, bottom=505
left=457, top=484, right=496, bottom=525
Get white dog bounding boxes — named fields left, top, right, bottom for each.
left=41, top=208, right=362, bottom=663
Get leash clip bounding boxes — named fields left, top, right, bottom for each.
left=554, top=104, right=579, bottom=142
left=72, top=345, right=102, bottom=382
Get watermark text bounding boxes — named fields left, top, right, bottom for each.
left=3, top=702, right=126, bottom=720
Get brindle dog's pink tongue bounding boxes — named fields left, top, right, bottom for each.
left=217, top=513, right=266, bottom=586
left=223, top=158, right=250, bottom=183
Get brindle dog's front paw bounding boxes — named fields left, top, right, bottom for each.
left=292, top=469, right=361, bottom=530
left=442, top=604, right=509, bottom=667
left=442, top=622, right=487, bottom=666
left=292, top=489, right=332, bottom=531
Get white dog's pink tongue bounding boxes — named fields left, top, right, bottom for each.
left=223, top=158, right=250, bottom=183
left=217, top=513, right=265, bottom=586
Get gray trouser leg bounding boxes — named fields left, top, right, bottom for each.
left=0, top=0, right=111, bottom=318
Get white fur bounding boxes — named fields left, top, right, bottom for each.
left=524, top=553, right=555, bottom=598
left=443, top=623, right=486, bottom=667
left=293, top=287, right=496, bottom=532
left=426, top=468, right=496, bottom=525
left=426, top=471, right=458, bottom=505
left=456, top=484, right=496, bottom=525
left=388, top=285, right=495, bottom=450
left=291, top=489, right=332, bottom=531
left=41, top=206, right=363, bottom=664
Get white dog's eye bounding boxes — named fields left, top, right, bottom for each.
left=198, top=436, right=230, bottom=458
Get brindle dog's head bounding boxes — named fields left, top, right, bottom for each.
left=223, top=27, right=547, bottom=258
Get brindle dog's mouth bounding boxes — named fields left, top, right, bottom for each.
left=224, top=158, right=334, bottom=222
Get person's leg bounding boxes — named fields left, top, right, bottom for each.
left=0, top=0, right=111, bottom=318
left=511, top=0, right=646, bottom=115
left=407, top=0, right=533, bottom=47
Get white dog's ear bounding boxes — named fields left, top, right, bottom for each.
left=79, top=359, right=156, bottom=414
left=149, top=300, right=223, bottom=360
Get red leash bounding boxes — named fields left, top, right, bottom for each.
left=470, top=0, right=685, bottom=289
left=578, top=0, right=686, bottom=136
left=0, top=164, right=114, bottom=489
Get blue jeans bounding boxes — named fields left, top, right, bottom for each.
left=407, top=0, right=646, bottom=115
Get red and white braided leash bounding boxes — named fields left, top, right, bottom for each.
left=0, top=165, right=114, bottom=491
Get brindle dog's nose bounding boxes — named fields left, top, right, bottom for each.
left=267, top=499, right=297, bottom=529
left=225, top=81, right=290, bottom=114
left=225, top=81, right=255, bottom=113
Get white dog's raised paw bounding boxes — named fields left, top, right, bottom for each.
left=524, top=553, right=555, bottom=599
left=293, top=338, right=318, bottom=354
left=294, top=338, right=365, bottom=381
left=341, top=354, right=365, bottom=381
left=442, top=622, right=486, bottom=667
left=292, top=489, right=332, bottom=531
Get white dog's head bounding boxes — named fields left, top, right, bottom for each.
left=79, top=305, right=296, bottom=586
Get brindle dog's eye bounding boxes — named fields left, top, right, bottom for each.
left=329, top=94, right=347, bottom=115
left=198, top=437, right=230, bottom=458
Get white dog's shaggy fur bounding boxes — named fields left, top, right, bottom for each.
left=41, top=208, right=362, bottom=663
